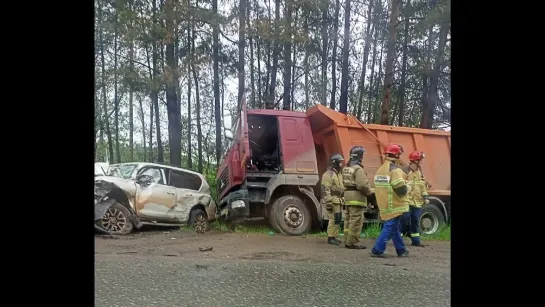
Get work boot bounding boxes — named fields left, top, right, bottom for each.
left=370, top=252, right=387, bottom=258
left=328, top=237, right=340, bottom=245
left=397, top=250, right=409, bottom=257
left=345, top=244, right=367, bottom=249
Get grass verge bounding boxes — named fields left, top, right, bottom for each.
left=310, top=223, right=450, bottom=241
left=183, top=220, right=450, bottom=241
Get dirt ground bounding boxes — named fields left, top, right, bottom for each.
left=95, top=226, right=450, bottom=271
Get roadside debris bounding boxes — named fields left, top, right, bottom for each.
left=199, top=246, right=213, bottom=252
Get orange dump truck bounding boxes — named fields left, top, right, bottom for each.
left=308, top=104, right=451, bottom=235
left=217, top=100, right=451, bottom=236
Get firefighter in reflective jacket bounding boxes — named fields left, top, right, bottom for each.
left=371, top=144, right=410, bottom=258
left=400, top=151, right=429, bottom=247
left=341, top=146, right=372, bottom=249
left=321, top=153, right=345, bottom=245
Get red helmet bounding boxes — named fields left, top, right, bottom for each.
left=409, top=151, right=425, bottom=161
left=385, top=144, right=403, bottom=155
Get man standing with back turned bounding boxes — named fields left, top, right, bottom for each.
left=321, top=153, right=345, bottom=245
left=342, top=146, right=372, bottom=249
left=371, top=144, right=410, bottom=258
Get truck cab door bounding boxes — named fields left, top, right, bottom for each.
left=236, top=93, right=250, bottom=180
left=278, top=117, right=317, bottom=174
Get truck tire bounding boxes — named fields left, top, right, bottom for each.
left=420, top=204, right=445, bottom=235
left=268, top=206, right=280, bottom=232
left=270, top=195, right=311, bottom=236
left=99, top=203, right=134, bottom=235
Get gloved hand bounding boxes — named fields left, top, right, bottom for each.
left=325, top=202, right=333, bottom=211
left=423, top=195, right=430, bottom=205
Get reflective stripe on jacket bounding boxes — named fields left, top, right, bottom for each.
left=374, top=158, right=409, bottom=221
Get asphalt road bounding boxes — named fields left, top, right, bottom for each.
left=95, top=254, right=450, bottom=307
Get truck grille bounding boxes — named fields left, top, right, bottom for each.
left=217, top=168, right=229, bottom=197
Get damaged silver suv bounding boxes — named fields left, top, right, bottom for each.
left=95, top=162, right=217, bottom=235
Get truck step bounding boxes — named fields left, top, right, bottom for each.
left=247, top=182, right=267, bottom=189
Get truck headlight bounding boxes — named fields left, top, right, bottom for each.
left=231, top=200, right=246, bottom=209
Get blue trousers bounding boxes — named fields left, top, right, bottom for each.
left=400, top=206, right=422, bottom=245
left=371, top=216, right=407, bottom=256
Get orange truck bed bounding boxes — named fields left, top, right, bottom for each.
left=307, top=104, right=450, bottom=197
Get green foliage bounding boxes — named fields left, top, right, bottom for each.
left=311, top=223, right=451, bottom=241
left=183, top=221, right=451, bottom=242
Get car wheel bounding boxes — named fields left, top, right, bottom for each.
left=189, top=208, right=208, bottom=234
left=100, top=203, right=134, bottom=235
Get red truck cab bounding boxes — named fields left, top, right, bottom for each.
left=216, top=98, right=323, bottom=235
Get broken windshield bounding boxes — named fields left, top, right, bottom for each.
left=108, top=164, right=138, bottom=179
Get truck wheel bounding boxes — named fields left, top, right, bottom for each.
left=100, top=203, right=134, bottom=235
left=268, top=206, right=280, bottom=232
left=420, top=204, right=445, bottom=235
left=270, top=195, right=311, bottom=236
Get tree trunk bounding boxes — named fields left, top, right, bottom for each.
left=380, top=0, right=400, bottom=125
left=114, top=11, right=121, bottom=163
left=366, top=22, right=378, bottom=123
left=192, top=66, right=203, bottom=173
left=238, top=0, right=247, bottom=109
left=356, top=0, right=374, bottom=120
left=282, top=0, right=293, bottom=110
left=165, top=0, right=181, bottom=166
left=152, top=0, right=164, bottom=162
left=138, top=94, right=147, bottom=161
left=338, top=0, right=352, bottom=114
left=149, top=99, right=154, bottom=161
left=212, top=0, right=222, bottom=166
left=256, top=2, right=263, bottom=107
left=129, top=37, right=135, bottom=161
left=329, top=0, right=340, bottom=110
left=372, top=35, right=385, bottom=123
left=98, top=0, right=114, bottom=163
left=247, top=1, right=256, bottom=108
left=265, top=0, right=272, bottom=105
left=266, top=0, right=281, bottom=109
left=397, top=0, right=411, bottom=127
left=187, top=0, right=193, bottom=169
left=321, top=0, right=329, bottom=106
left=421, top=12, right=449, bottom=129
left=304, top=15, right=310, bottom=110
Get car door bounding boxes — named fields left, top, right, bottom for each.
left=168, top=169, right=202, bottom=223
left=134, top=166, right=177, bottom=220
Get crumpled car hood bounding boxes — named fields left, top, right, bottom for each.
left=95, top=176, right=137, bottom=196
